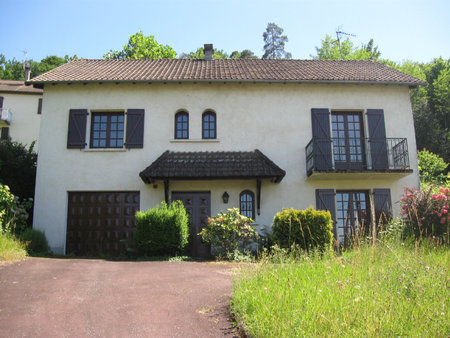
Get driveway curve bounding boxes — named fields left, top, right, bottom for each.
left=0, top=258, right=238, bottom=337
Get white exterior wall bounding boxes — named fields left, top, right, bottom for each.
left=1, top=92, right=42, bottom=150
left=33, top=82, right=420, bottom=254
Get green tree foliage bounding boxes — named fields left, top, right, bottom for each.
left=180, top=46, right=229, bottom=59
left=418, top=150, right=449, bottom=186
left=0, top=139, right=37, bottom=199
left=313, top=34, right=381, bottom=60
left=0, top=54, right=76, bottom=80
left=230, top=49, right=258, bottom=59
left=262, top=22, right=292, bottom=59
left=387, top=58, right=450, bottom=162
left=104, top=31, right=176, bottom=59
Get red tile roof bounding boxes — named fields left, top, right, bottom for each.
left=0, top=80, right=43, bottom=94
left=28, top=59, right=425, bottom=86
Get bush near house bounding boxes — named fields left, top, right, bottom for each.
left=20, top=228, right=50, bottom=256
left=199, top=208, right=259, bottom=257
left=271, top=207, right=333, bottom=252
left=400, top=186, right=449, bottom=241
left=134, top=201, right=189, bottom=256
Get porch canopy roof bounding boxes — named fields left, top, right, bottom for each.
left=139, top=149, right=286, bottom=184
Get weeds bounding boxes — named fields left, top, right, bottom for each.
left=231, top=240, right=449, bottom=337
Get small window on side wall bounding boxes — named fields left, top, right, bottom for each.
left=175, top=111, right=189, bottom=139
left=240, top=190, right=255, bottom=220
left=202, top=111, right=216, bottom=139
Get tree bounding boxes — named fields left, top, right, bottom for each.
left=0, top=54, right=76, bottom=80
left=104, top=31, right=176, bottom=59
left=180, top=46, right=229, bottom=59
left=230, top=49, right=258, bottom=59
left=262, top=23, right=292, bottom=59
left=0, top=139, right=37, bottom=199
left=312, top=34, right=381, bottom=60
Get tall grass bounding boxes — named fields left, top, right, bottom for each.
left=0, top=231, right=27, bottom=262
left=231, top=242, right=449, bottom=337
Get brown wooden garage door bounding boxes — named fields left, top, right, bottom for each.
left=66, top=191, right=140, bottom=256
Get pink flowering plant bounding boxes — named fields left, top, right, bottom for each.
left=199, top=208, right=259, bottom=255
left=400, top=186, right=449, bottom=240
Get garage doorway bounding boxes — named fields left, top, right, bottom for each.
left=172, top=192, right=211, bottom=258
left=66, top=191, right=140, bottom=256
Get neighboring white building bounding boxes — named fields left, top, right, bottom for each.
left=28, top=49, right=425, bottom=256
left=0, top=80, right=43, bottom=149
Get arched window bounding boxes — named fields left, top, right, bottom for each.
left=202, top=111, right=216, bottom=139
left=175, top=111, right=189, bottom=139
left=240, top=190, right=255, bottom=220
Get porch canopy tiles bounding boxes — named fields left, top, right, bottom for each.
left=139, top=150, right=286, bottom=215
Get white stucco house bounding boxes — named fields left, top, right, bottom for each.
left=0, top=80, right=43, bottom=149
left=28, top=46, right=425, bottom=256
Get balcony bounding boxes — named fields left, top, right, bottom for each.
left=0, top=108, right=11, bottom=126
left=305, top=137, right=413, bottom=179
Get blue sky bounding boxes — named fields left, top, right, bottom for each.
left=2, top=0, right=449, bottom=63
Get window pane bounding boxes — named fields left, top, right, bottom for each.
left=91, top=112, right=124, bottom=148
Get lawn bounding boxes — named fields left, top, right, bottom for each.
left=231, top=242, right=449, bottom=337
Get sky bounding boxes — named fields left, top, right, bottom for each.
left=2, top=0, right=449, bottom=64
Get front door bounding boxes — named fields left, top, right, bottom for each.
left=172, top=192, right=211, bottom=258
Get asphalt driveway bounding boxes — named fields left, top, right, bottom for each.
left=0, top=258, right=238, bottom=337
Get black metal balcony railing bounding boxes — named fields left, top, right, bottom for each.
left=306, top=137, right=410, bottom=176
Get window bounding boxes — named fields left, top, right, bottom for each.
left=1, top=127, right=9, bottom=140
left=240, top=190, right=255, bottom=219
left=335, top=190, right=370, bottom=244
left=202, top=111, right=216, bottom=139
left=90, top=112, right=124, bottom=148
left=175, top=111, right=189, bottom=139
left=331, top=112, right=365, bottom=169
left=37, top=98, right=43, bottom=114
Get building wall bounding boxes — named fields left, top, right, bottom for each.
left=33, top=82, right=420, bottom=253
left=1, top=92, right=42, bottom=149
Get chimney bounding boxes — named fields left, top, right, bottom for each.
left=24, top=61, right=31, bottom=81
left=204, top=44, right=213, bottom=61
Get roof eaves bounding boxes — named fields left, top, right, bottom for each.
left=26, top=78, right=426, bottom=87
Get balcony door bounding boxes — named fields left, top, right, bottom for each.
left=331, top=112, right=365, bottom=170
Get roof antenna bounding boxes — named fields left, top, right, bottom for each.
left=335, top=26, right=356, bottom=60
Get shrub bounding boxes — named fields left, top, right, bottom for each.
left=271, top=207, right=333, bottom=252
left=20, top=228, right=50, bottom=255
left=400, top=186, right=449, bottom=240
left=0, top=139, right=37, bottom=199
left=134, top=201, right=189, bottom=256
left=0, top=184, right=31, bottom=233
left=199, top=208, right=259, bottom=256
left=418, top=149, right=448, bottom=185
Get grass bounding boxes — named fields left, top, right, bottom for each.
left=0, top=231, right=28, bottom=262
left=231, top=241, right=449, bottom=337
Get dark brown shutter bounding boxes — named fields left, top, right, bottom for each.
left=125, top=109, right=145, bottom=149
left=67, top=109, right=88, bottom=149
left=1, top=127, right=9, bottom=140
left=311, top=108, right=332, bottom=170
left=373, top=188, right=392, bottom=226
left=316, top=189, right=336, bottom=238
left=37, top=98, right=43, bottom=114
left=367, top=109, right=388, bottom=169
left=0, top=96, right=3, bottom=109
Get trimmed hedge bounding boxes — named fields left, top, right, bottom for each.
left=271, top=207, right=333, bottom=251
left=134, top=201, right=189, bottom=256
